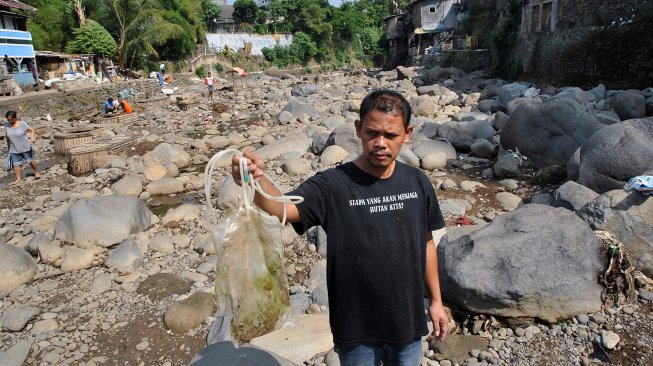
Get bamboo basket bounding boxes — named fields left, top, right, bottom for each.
left=92, top=115, right=120, bottom=125
left=53, top=125, right=116, bottom=155
left=67, top=136, right=138, bottom=175
left=117, top=114, right=138, bottom=124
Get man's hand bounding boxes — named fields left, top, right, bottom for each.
left=428, top=302, right=449, bottom=342
left=231, top=150, right=265, bottom=186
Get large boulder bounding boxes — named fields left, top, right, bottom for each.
left=0, top=243, right=37, bottom=293
left=436, top=120, right=495, bottom=152
left=604, top=91, right=646, bottom=120
left=291, top=84, right=317, bottom=97
left=438, top=204, right=606, bottom=322
left=410, top=95, right=437, bottom=117
left=578, top=117, right=653, bottom=193
left=500, top=98, right=604, bottom=168
left=54, top=195, right=154, bottom=248
left=111, top=175, right=143, bottom=196
left=412, top=139, right=457, bottom=160
left=577, top=190, right=653, bottom=277
left=498, top=83, right=529, bottom=109
left=256, top=133, right=312, bottom=161
left=552, top=181, right=599, bottom=212
left=324, top=124, right=362, bottom=155
left=280, top=97, right=321, bottom=120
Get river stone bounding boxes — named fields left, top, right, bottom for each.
left=410, top=95, right=438, bottom=117
left=436, top=120, right=495, bottom=152
left=552, top=181, right=599, bottom=212
left=500, top=98, right=604, bottom=168
left=319, top=116, right=346, bottom=130
left=601, top=330, right=620, bottom=350
left=578, top=117, right=653, bottom=193
left=256, top=133, right=312, bottom=160
left=0, top=340, right=32, bottom=366
left=2, top=307, right=40, bottom=331
left=412, top=139, right=457, bottom=160
left=291, top=83, right=317, bottom=97
left=320, top=145, right=348, bottom=166
left=280, top=97, right=321, bottom=120
left=470, top=138, right=496, bottom=158
left=430, top=335, right=488, bottom=365
left=577, top=190, right=653, bottom=277
left=421, top=153, right=447, bottom=170
left=496, top=192, right=522, bottom=210
left=397, top=146, right=420, bottom=168
left=90, top=273, right=112, bottom=294
left=438, top=204, right=606, bottom=322
left=493, top=150, right=526, bottom=179
left=54, top=195, right=153, bottom=248
left=188, top=341, right=296, bottom=366
left=145, top=178, right=184, bottom=195
left=283, top=158, right=311, bottom=176
left=0, top=243, right=37, bottom=292
left=149, top=234, right=175, bottom=253
left=217, top=176, right=251, bottom=212
left=137, top=273, right=191, bottom=301
left=60, top=248, right=95, bottom=272
left=149, top=143, right=191, bottom=168
left=498, top=83, right=528, bottom=109
left=604, top=91, right=646, bottom=120
left=106, top=239, right=143, bottom=273
left=161, top=204, right=201, bottom=227
left=164, top=292, right=216, bottom=333
left=250, top=314, right=332, bottom=365
left=111, top=175, right=143, bottom=196
left=37, top=242, right=64, bottom=264
left=324, top=124, right=362, bottom=155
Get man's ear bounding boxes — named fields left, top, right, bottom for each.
left=404, top=125, right=414, bottom=142
left=355, top=119, right=362, bottom=138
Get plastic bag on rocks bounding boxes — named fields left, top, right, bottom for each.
left=205, top=151, right=291, bottom=343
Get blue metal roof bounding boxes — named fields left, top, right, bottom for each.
left=0, top=43, right=34, bottom=58
left=0, top=29, right=31, bottom=40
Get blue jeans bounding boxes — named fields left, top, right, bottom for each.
left=335, top=339, right=423, bottom=366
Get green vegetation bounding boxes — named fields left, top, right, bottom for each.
left=195, top=65, right=207, bottom=78
left=66, top=19, right=117, bottom=58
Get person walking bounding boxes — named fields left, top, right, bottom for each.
left=205, top=72, right=214, bottom=99
left=4, top=111, right=39, bottom=185
left=232, top=90, right=448, bottom=366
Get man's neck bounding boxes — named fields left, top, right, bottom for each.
left=353, top=156, right=396, bottom=179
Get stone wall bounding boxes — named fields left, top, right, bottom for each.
left=0, top=79, right=161, bottom=119
left=516, top=19, right=653, bottom=89
left=557, top=0, right=634, bottom=30
left=440, top=50, right=491, bottom=72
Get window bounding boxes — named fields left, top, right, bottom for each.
left=430, top=7, right=435, bottom=12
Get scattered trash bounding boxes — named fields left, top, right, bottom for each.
left=624, top=175, right=653, bottom=195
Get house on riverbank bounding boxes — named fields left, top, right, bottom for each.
left=0, top=0, right=38, bottom=87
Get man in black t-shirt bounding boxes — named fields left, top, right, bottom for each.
left=232, top=90, right=448, bottom=366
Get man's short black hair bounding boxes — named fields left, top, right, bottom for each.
left=5, top=110, right=16, bottom=119
left=359, top=90, right=411, bottom=128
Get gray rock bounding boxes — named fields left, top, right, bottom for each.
left=2, top=307, right=40, bottom=331
left=106, top=239, right=143, bottom=273
left=412, top=139, right=457, bottom=160
left=498, top=83, right=529, bottom=109
left=149, top=234, right=175, bottom=253
left=430, top=335, right=488, bottom=365
left=311, top=132, right=331, bottom=154
left=496, top=192, right=522, bottom=210
left=600, top=330, right=620, bottom=350
left=410, top=95, right=437, bottom=117
left=145, top=178, right=184, bottom=195
left=136, top=273, right=191, bottom=301
left=576, top=314, right=590, bottom=324
left=440, top=199, right=467, bottom=216
left=493, top=111, right=509, bottom=130
left=0, top=340, right=32, bottom=366
left=0, top=243, right=37, bottom=293
left=439, top=204, right=606, bottom=322
left=283, top=158, right=311, bottom=176
left=324, top=124, right=361, bottom=155
left=605, top=91, right=646, bottom=120
left=470, top=138, right=496, bottom=158
left=290, top=293, right=311, bottom=314
left=90, top=272, right=112, bottom=294
left=277, top=111, right=294, bottom=124
left=578, top=117, right=653, bottom=193
left=577, top=190, right=653, bottom=277
left=54, top=195, right=153, bottom=248
left=188, top=341, right=296, bottom=366
left=281, top=97, right=320, bottom=120
left=437, top=120, right=495, bottom=152
left=256, top=133, right=312, bottom=161
left=501, top=98, right=604, bottom=168
left=60, top=248, right=95, bottom=272
left=396, top=66, right=416, bottom=80
left=307, top=260, right=328, bottom=307
left=493, top=150, right=526, bottom=179
left=320, top=145, right=348, bottom=166
left=421, top=153, right=447, bottom=170
left=417, top=83, right=457, bottom=98
left=319, top=116, right=346, bottom=130
left=530, top=193, right=553, bottom=205
left=587, top=84, right=606, bottom=101
left=552, top=181, right=599, bottom=212
left=555, top=87, right=590, bottom=106
left=396, top=146, right=420, bottom=168
left=26, top=233, right=53, bottom=257
left=164, top=292, right=216, bottom=333
left=567, top=148, right=581, bottom=181
left=111, top=175, right=143, bottom=196
left=291, top=84, right=317, bottom=97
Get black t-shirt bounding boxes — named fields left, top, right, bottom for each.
left=288, top=161, right=445, bottom=347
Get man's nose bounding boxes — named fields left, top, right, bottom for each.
left=373, top=136, right=387, bottom=148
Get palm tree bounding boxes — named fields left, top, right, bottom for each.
left=108, top=0, right=184, bottom=67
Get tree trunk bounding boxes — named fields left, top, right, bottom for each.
left=74, top=0, right=86, bottom=26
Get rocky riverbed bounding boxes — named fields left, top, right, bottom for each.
left=1, top=67, right=652, bottom=366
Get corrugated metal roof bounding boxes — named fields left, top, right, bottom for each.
left=0, top=0, right=37, bottom=13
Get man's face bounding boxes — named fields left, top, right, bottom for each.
left=355, top=109, right=413, bottom=169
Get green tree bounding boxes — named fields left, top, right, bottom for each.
left=233, top=0, right=259, bottom=24
left=202, top=0, right=222, bottom=32
left=104, top=0, right=184, bottom=67
left=23, top=0, right=76, bottom=51
left=66, top=19, right=117, bottom=57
